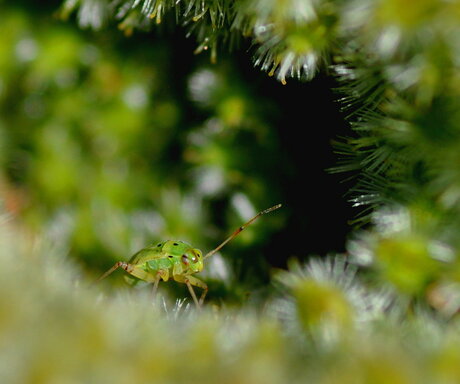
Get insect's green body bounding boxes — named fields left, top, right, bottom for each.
left=129, top=240, right=204, bottom=283
left=97, top=204, right=282, bottom=307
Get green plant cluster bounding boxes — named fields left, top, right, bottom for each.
left=331, top=0, right=460, bottom=313
left=62, top=0, right=460, bottom=313
left=61, top=0, right=341, bottom=82
left=2, top=218, right=460, bottom=384
left=0, top=5, right=284, bottom=301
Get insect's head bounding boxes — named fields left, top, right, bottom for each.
left=181, top=248, right=203, bottom=273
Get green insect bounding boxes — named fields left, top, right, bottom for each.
left=97, top=204, right=282, bottom=308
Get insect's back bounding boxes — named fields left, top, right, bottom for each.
left=129, top=240, right=193, bottom=265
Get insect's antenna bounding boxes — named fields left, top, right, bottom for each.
left=204, top=204, right=282, bottom=259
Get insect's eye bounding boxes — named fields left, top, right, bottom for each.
left=192, top=250, right=201, bottom=262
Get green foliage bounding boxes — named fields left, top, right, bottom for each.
left=0, top=5, right=284, bottom=301
left=60, top=0, right=342, bottom=82
left=332, top=0, right=460, bottom=216
left=2, top=219, right=460, bottom=383
left=328, top=0, right=460, bottom=321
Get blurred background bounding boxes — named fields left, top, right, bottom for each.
left=3, top=2, right=460, bottom=383
left=0, top=0, right=353, bottom=303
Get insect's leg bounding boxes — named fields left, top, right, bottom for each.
left=150, top=269, right=171, bottom=302
left=150, top=273, right=161, bottom=299
left=96, top=261, right=125, bottom=282
left=198, top=285, right=208, bottom=306
left=186, top=281, right=200, bottom=308
left=97, top=262, right=150, bottom=282
left=188, top=276, right=208, bottom=306
left=174, top=275, right=208, bottom=308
